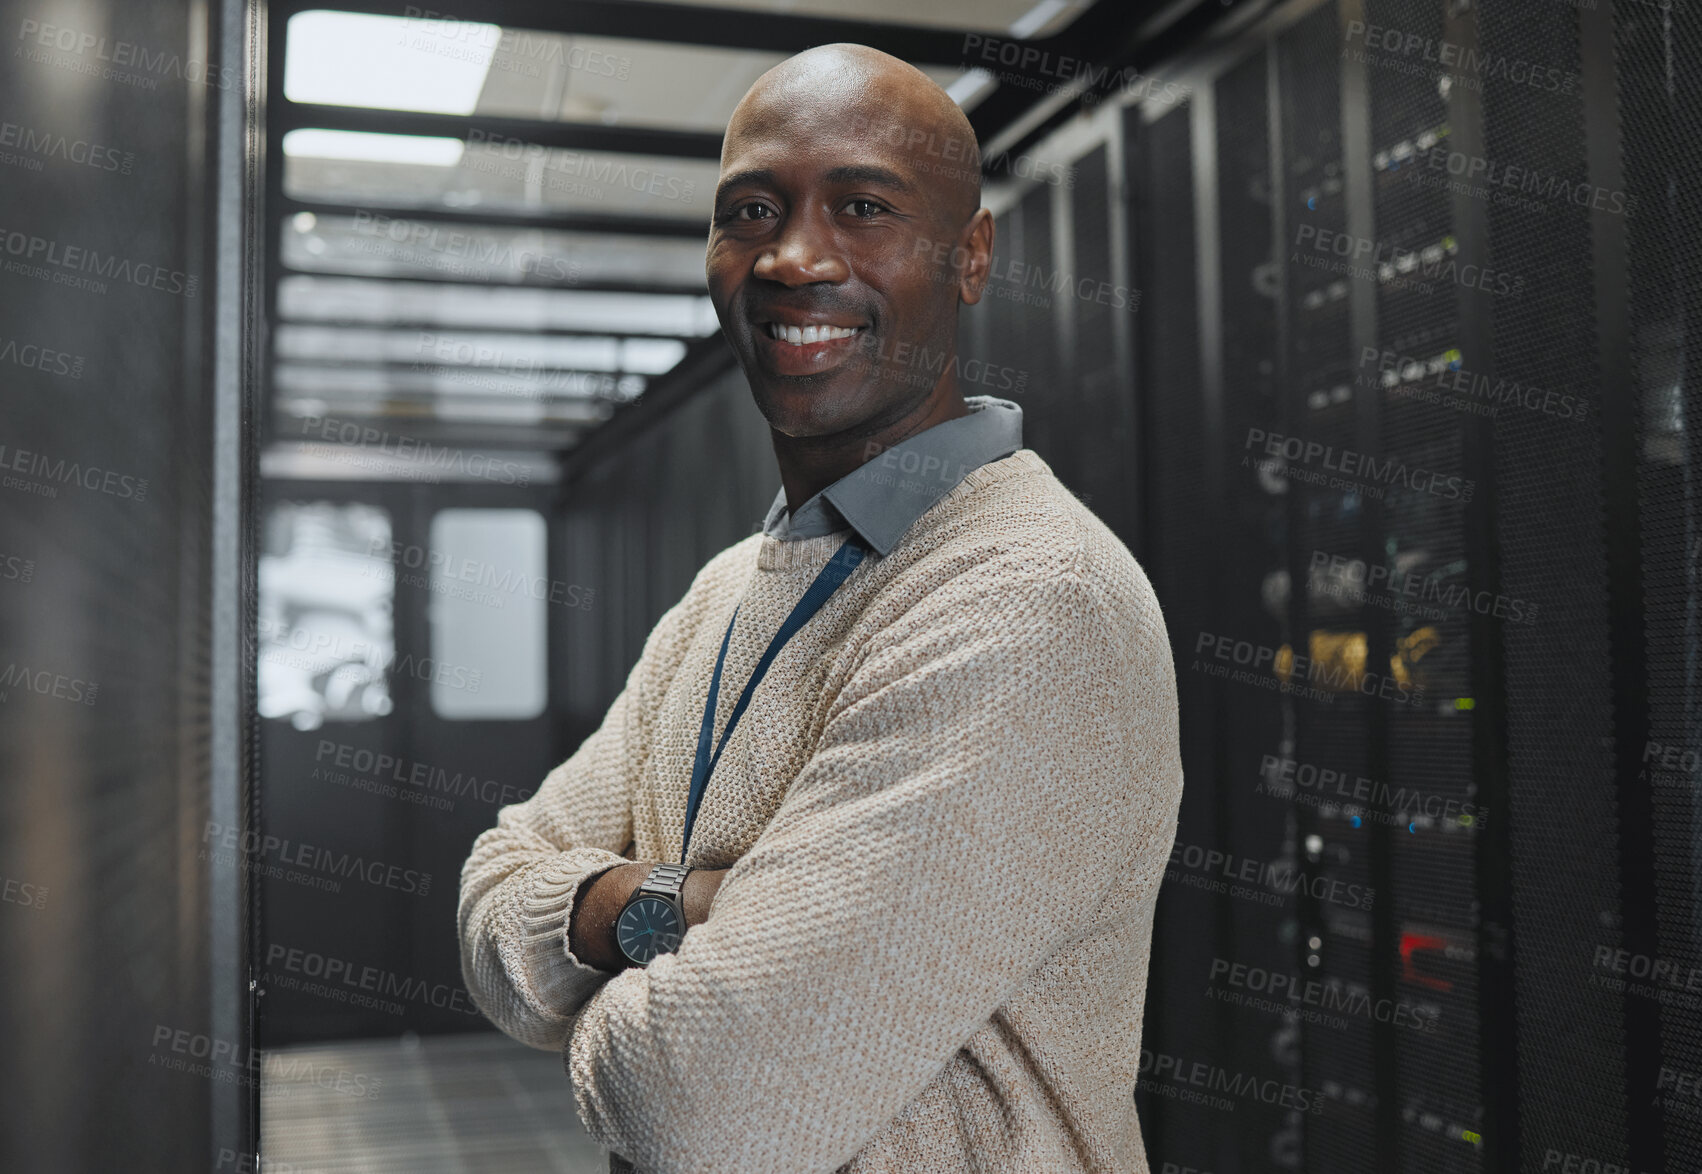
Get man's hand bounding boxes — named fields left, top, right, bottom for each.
left=568, top=862, right=730, bottom=973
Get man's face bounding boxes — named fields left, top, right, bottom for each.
left=706, top=82, right=984, bottom=440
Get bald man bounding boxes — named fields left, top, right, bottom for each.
left=459, top=43, right=1183, bottom=1174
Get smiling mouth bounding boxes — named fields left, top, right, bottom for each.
left=762, top=322, right=866, bottom=346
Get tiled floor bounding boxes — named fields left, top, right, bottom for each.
left=260, top=1031, right=611, bottom=1173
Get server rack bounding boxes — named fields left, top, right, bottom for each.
left=1124, top=0, right=1702, bottom=1170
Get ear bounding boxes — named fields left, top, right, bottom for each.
left=956, top=209, right=996, bottom=306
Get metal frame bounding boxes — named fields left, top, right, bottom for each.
left=1326, top=0, right=1399, bottom=1165
left=276, top=102, right=726, bottom=159
left=276, top=196, right=707, bottom=238
left=1441, top=2, right=1521, bottom=1168
left=1189, top=66, right=1240, bottom=1172
left=275, top=265, right=710, bottom=295
left=1580, top=0, right=1664, bottom=1168
left=1266, top=25, right=1332, bottom=1172
left=270, top=0, right=993, bottom=63
left=204, top=0, right=269, bottom=1167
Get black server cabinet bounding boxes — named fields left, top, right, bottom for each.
left=1125, top=0, right=1702, bottom=1170
left=1618, top=0, right=1702, bottom=1166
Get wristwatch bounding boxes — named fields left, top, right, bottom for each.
left=614, top=862, right=691, bottom=967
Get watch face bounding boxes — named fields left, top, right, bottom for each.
left=616, top=896, right=684, bottom=965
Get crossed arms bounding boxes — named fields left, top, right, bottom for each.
left=457, top=561, right=1175, bottom=1170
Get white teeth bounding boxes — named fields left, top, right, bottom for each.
left=766, top=323, right=862, bottom=345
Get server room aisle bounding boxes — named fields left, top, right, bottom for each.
left=260, top=1034, right=610, bottom=1173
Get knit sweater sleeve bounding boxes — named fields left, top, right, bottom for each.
left=458, top=554, right=710, bottom=1051
left=564, top=554, right=1181, bottom=1171
left=456, top=672, right=640, bottom=1051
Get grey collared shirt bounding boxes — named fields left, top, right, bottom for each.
left=761, top=395, right=1024, bottom=556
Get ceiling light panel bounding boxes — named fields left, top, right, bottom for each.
left=285, top=10, right=497, bottom=113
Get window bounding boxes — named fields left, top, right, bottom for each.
left=427, top=508, right=548, bottom=719
left=258, top=501, right=395, bottom=729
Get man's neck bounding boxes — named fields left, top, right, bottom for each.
left=773, top=385, right=971, bottom=515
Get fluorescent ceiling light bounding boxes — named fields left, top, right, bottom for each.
left=946, top=69, right=997, bottom=107
left=276, top=325, right=625, bottom=370
left=282, top=129, right=465, bottom=166
left=278, top=276, right=723, bottom=336
left=619, top=338, right=689, bottom=375
left=285, top=9, right=496, bottom=114
left=1008, top=0, right=1073, bottom=39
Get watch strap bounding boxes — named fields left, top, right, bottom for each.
left=637, top=862, right=690, bottom=901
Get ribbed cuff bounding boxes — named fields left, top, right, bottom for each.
left=514, top=846, right=631, bottom=1012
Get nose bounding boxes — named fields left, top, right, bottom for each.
left=751, top=207, right=849, bottom=286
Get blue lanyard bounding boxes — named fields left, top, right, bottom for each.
left=678, top=534, right=869, bottom=863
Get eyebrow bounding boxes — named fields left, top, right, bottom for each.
left=715, top=163, right=917, bottom=203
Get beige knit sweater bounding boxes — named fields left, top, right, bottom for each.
left=458, top=449, right=1184, bottom=1173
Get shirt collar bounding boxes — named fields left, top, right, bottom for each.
left=761, top=395, right=1024, bottom=556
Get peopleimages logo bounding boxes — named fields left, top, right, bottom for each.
left=1359, top=345, right=1587, bottom=423
left=217, top=1150, right=319, bottom=1174
left=1194, top=629, right=1423, bottom=707
left=911, top=236, right=1141, bottom=315
left=398, top=7, right=633, bottom=79
left=1413, top=144, right=1635, bottom=217
left=313, top=738, right=535, bottom=808
left=1208, top=957, right=1440, bottom=1033
left=461, top=130, right=696, bottom=200
left=295, top=413, right=532, bottom=486
left=0, top=225, right=198, bottom=296
left=151, top=1024, right=384, bottom=1100
left=0, top=552, right=34, bottom=583
left=1, top=872, right=48, bottom=911
left=0, top=662, right=99, bottom=705
left=1168, top=839, right=1375, bottom=910
left=0, top=442, right=148, bottom=501
left=1138, top=1050, right=1326, bottom=1114
left=264, top=943, right=481, bottom=1017
left=1294, top=223, right=1525, bottom=298
left=1258, top=753, right=1487, bottom=827
left=1540, top=1150, right=1656, bottom=1174
left=349, top=210, right=579, bottom=281
left=1308, top=547, right=1539, bottom=625
left=959, top=33, right=1191, bottom=106
left=199, top=821, right=431, bottom=896
left=0, top=333, right=85, bottom=379
left=0, top=121, right=134, bottom=174
left=1244, top=426, right=1475, bottom=503
left=16, top=18, right=240, bottom=91
left=846, top=331, right=1031, bottom=395
left=369, top=537, right=595, bottom=611
left=1643, top=739, right=1701, bottom=778
left=1344, top=19, right=1579, bottom=95
left=846, top=112, right=1075, bottom=190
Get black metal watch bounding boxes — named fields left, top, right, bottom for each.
left=614, top=862, right=691, bottom=967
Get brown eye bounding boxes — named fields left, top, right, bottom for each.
left=846, top=199, right=887, bottom=218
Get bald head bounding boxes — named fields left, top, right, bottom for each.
left=725, top=43, right=982, bottom=228
left=705, top=41, right=997, bottom=448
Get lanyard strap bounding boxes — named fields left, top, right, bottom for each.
left=679, top=534, right=869, bottom=863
